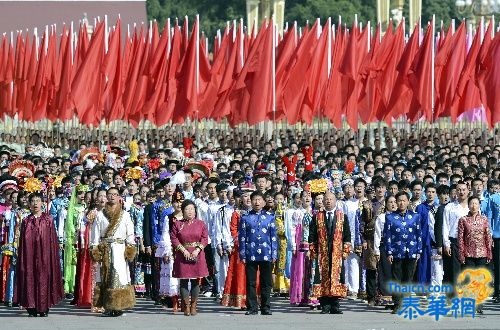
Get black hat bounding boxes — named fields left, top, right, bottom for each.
left=166, top=159, right=179, bottom=166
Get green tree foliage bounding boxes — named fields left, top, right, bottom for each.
left=146, top=0, right=463, bottom=38
left=285, top=0, right=376, bottom=28
left=146, top=0, right=246, bottom=38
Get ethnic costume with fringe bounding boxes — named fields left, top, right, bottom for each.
left=308, top=209, right=351, bottom=310
left=91, top=206, right=136, bottom=312
left=3, top=208, right=30, bottom=304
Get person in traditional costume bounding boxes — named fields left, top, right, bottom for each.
left=221, top=188, right=253, bottom=308
left=61, top=184, right=89, bottom=299
left=0, top=174, right=18, bottom=303
left=4, top=191, right=30, bottom=306
left=309, top=190, right=351, bottom=314
left=384, top=191, right=422, bottom=313
left=148, top=179, right=174, bottom=304
left=72, top=189, right=107, bottom=309
left=273, top=193, right=289, bottom=296
left=170, top=200, right=209, bottom=316
left=3, top=160, right=36, bottom=306
left=353, top=178, right=368, bottom=300
left=289, top=190, right=312, bottom=306
left=155, top=188, right=182, bottom=312
left=341, top=178, right=361, bottom=299
left=90, top=187, right=136, bottom=317
left=129, top=193, right=146, bottom=297
left=373, top=194, right=397, bottom=307
left=239, top=191, right=277, bottom=316
left=457, top=196, right=493, bottom=314
left=359, top=178, right=386, bottom=306
left=307, top=192, right=324, bottom=309
left=1, top=189, right=18, bottom=305
left=14, top=192, right=64, bottom=316
left=213, top=183, right=233, bottom=300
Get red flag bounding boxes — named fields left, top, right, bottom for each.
left=227, top=19, right=274, bottom=126
left=129, top=25, right=154, bottom=126
left=478, top=28, right=500, bottom=128
left=211, top=22, right=246, bottom=120
left=102, top=19, right=124, bottom=123
left=122, top=26, right=146, bottom=123
left=452, top=22, right=485, bottom=122
left=275, top=22, right=297, bottom=120
left=435, top=22, right=466, bottom=120
left=372, top=21, right=404, bottom=123
left=200, top=21, right=235, bottom=120
left=44, top=28, right=58, bottom=122
left=57, top=26, right=74, bottom=122
left=21, top=35, right=37, bottom=122
left=358, top=22, right=383, bottom=123
left=31, top=29, right=50, bottom=122
left=71, top=21, right=105, bottom=126
left=323, top=25, right=346, bottom=127
left=339, top=22, right=368, bottom=129
left=386, top=21, right=421, bottom=121
left=11, top=32, right=25, bottom=114
left=156, top=24, right=182, bottom=126
left=0, top=37, right=14, bottom=118
left=144, top=21, right=171, bottom=126
left=16, top=32, right=31, bottom=119
left=301, top=19, right=331, bottom=124
left=173, top=16, right=211, bottom=124
left=408, top=22, right=434, bottom=122
left=282, top=20, right=319, bottom=124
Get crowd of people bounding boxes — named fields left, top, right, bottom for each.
left=0, top=125, right=499, bottom=318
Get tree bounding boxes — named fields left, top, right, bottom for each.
left=146, top=0, right=246, bottom=40
left=285, top=0, right=376, bottom=28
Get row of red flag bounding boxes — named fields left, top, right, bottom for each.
left=1, top=15, right=500, bottom=129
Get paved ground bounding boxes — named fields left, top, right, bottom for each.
left=1, top=296, right=499, bottom=330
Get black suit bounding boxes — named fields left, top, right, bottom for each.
left=142, top=203, right=155, bottom=299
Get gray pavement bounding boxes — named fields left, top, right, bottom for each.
left=1, top=296, right=499, bottom=330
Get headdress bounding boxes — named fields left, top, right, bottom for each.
left=128, top=140, right=139, bottom=164
left=75, top=184, right=90, bottom=193
left=0, top=174, right=18, bottom=192
left=172, top=187, right=185, bottom=203
left=305, top=178, right=331, bottom=194
left=126, top=167, right=144, bottom=181
left=184, top=162, right=210, bottom=180
left=8, top=160, right=35, bottom=182
left=79, top=147, right=101, bottom=163
left=23, top=177, right=43, bottom=193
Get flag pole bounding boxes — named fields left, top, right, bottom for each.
left=431, top=15, right=435, bottom=141
left=195, top=14, right=200, bottom=144
left=272, top=15, right=277, bottom=145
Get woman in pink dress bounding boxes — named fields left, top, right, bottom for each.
left=170, top=200, right=208, bottom=316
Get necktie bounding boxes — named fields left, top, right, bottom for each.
left=327, top=212, right=333, bottom=235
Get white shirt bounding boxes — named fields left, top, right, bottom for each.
left=343, top=198, right=359, bottom=246
left=213, top=203, right=234, bottom=249
left=196, top=198, right=219, bottom=245
left=442, top=201, right=469, bottom=248
left=374, top=213, right=386, bottom=255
